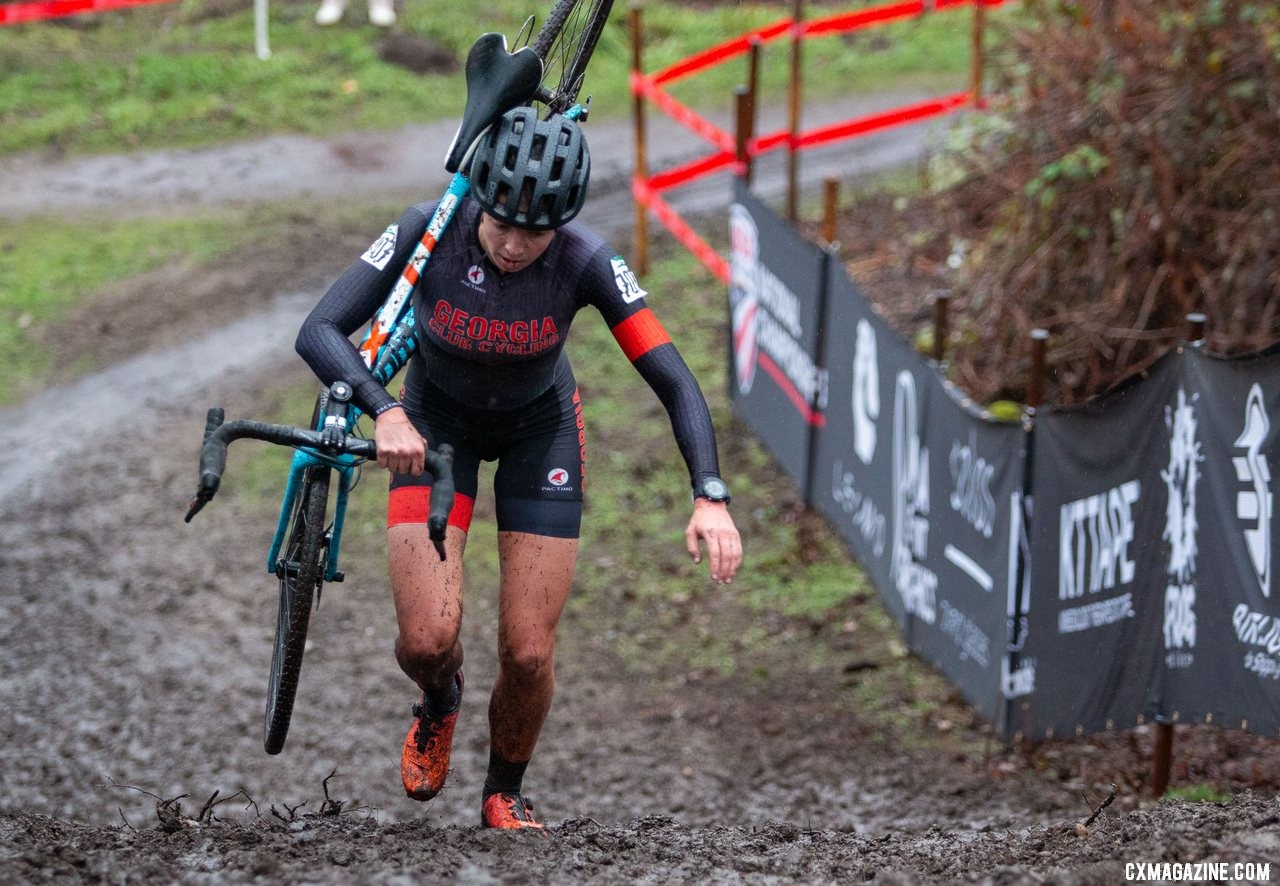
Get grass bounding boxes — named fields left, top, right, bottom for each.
left=0, top=212, right=241, bottom=403
left=1164, top=784, right=1231, bottom=804
left=0, top=0, right=999, bottom=157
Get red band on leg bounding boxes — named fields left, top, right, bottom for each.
left=388, top=487, right=474, bottom=532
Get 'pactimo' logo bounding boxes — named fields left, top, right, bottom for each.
left=1235, top=384, right=1273, bottom=598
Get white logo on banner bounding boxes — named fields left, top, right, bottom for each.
left=1162, top=387, right=1201, bottom=664
left=831, top=461, right=887, bottom=558
left=1057, top=480, right=1140, bottom=633
left=1006, top=490, right=1032, bottom=651
left=1233, top=604, right=1280, bottom=679
left=891, top=371, right=937, bottom=624
left=728, top=203, right=828, bottom=410
left=1235, top=383, right=1273, bottom=598
left=949, top=432, right=996, bottom=539
left=729, top=204, right=760, bottom=395
left=852, top=319, right=880, bottom=464
left=1002, top=656, right=1036, bottom=698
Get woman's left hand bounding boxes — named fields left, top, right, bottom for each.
left=685, top=500, right=743, bottom=585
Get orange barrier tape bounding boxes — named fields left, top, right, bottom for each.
left=799, top=0, right=925, bottom=38
left=647, top=151, right=738, bottom=193
left=651, top=19, right=792, bottom=87
left=631, top=73, right=736, bottom=153
left=633, top=178, right=730, bottom=284
left=792, top=91, right=972, bottom=149
left=1, top=0, right=174, bottom=26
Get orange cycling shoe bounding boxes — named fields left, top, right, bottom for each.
left=400, top=671, right=463, bottom=801
left=481, top=792, right=544, bottom=830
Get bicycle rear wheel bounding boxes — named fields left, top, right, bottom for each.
left=264, top=464, right=330, bottom=755
left=532, top=0, right=615, bottom=116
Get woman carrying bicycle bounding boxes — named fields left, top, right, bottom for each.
left=295, top=107, right=742, bottom=830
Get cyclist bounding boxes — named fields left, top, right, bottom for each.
left=295, top=106, right=742, bottom=830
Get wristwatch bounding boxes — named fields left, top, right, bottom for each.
left=693, top=476, right=731, bottom=504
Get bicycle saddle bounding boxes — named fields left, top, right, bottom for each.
left=444, top=32, right=543, bottom=173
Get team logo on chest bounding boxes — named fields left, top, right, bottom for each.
left=465, top=264, right=486, bottom=289
left=429, top=299, right=561, bottom=356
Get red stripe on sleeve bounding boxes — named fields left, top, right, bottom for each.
left=610, top=308, right=673, bottom=362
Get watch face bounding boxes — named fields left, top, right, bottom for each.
left=702, top=478, right=727, bottom=499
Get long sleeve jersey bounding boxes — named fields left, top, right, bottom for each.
left=295, top=197, right=722, bottom=487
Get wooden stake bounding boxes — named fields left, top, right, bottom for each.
left=933, top=291, right=951, bottom=363
left=735, top=86, right=754, bottom=185
left=1186, top=312, right=1207, bottom=343
left=630, top=3, right=649, bottom=276
left=786, top=0, right=804, bottom=221
left=1027, top=328, right=1049, bottom=409
left=820, top=177, right=839, bottom=246
left=970, top=0, right=987, bottom=106
left=1152, top=720, right=1174, bottom=798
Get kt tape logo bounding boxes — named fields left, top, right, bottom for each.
left=729, top=203, right=760, bottom=396
left=1235, top=383, right=1273, bottom=598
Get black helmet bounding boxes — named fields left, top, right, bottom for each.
left=468, top=107, right=590, bottom=231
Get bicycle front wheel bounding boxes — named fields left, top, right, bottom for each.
left=264, top=464, right=330, bottom=755
left=532, top=0, right=615, bottom=116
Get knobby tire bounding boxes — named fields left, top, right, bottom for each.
left=264, top=464, right=330, bottom=755
left=532, top=0, right=615, bottom=116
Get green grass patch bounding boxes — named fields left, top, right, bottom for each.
left=0, top=212, right=236, bottom=403
left=1165, top=784, right=1231, bottom=804
left=0, top=0, right=1005, bottom=156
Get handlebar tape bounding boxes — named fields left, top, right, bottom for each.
left=425, top=443, right=455, bottom=545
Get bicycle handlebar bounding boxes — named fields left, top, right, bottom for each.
left=185, top=408, right=456, bottom=559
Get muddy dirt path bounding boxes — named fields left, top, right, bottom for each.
left=2, top=102, right=1279, bottom=883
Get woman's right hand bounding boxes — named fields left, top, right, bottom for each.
left=374, top=406, right=426, bottom=475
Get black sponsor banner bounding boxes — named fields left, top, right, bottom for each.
left=809, top=258, right=1022, bottom=723
left=1172, top=345, right=1280, bottom=735
left=1015, top=354, right=1180, bottom=739
left=810, top=260, right=921, bottom=628
left=728, top=181, right=829, bottom=490
left=913, top=372, right=1025, bottom=725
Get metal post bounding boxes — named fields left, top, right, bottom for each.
left=821, top=176, right=839, bottom=246
left=933, top=291, right=952, bottom=363
left=630, top=3, right=649, bottom=276
left=1186, top=312, right=1207, bottom=343
left=970, top=0, right=987, bottom=106
left=1027, top=328, right=1049, bottom=409
left=734, top=86, right=754, bottom=185
left=786, top=0, right=804, bottom=221
left=746, top=36, right=761, bottom=124
left=1152, top=720, right=1174, bottom=798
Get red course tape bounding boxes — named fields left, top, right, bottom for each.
left=1, top=0, right=175, bottom=26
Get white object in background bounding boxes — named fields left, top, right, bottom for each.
left=255, top=0, right=272, bottom=59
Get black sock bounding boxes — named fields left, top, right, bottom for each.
left=483, top=750, right=529, bottom=798
left=425, top=672, right=461, bottom=714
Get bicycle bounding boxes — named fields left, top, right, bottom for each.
left=185, top=0, right=616, bottom=756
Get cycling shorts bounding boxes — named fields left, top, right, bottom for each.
left=387, top=368, right=586, bottom=539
